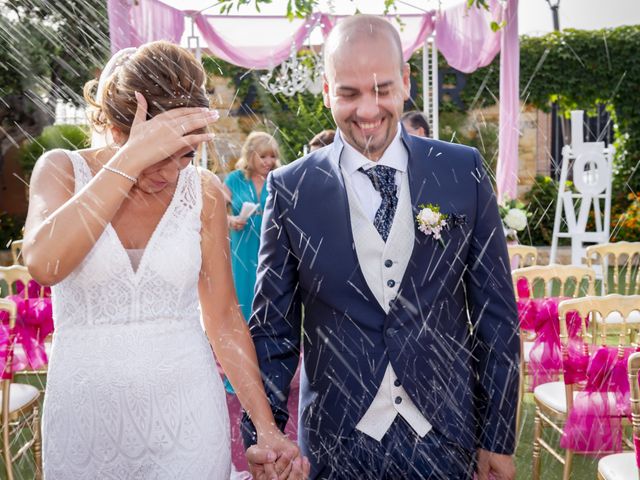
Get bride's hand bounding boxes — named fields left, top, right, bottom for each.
left=257, top=430, right=310, bottom=480
left=114, top=91, right=218, bottom=175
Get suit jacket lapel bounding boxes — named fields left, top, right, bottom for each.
left=325, top=134, right=387, bottom=315
left=398, top=130, right=447, bottom=296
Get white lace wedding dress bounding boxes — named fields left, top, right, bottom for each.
left=42, top=151, right=232, bottom=479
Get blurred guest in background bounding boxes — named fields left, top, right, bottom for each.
left=224, top=132, right=281, bottom=323
left=308, top=129, right=335, bottom=152
left=401, top=110, right=430, bottom=137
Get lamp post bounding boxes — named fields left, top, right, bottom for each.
left=546, top=0, right=561, bottom=180
left=546, top=0, right=560, bottom=30
left=187, top=15, right=209, bottom=170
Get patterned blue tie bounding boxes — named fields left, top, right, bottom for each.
left=360, top=165, right=398, bottom=242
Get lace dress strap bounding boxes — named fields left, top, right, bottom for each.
left=64, top=150, right=93, bottom=193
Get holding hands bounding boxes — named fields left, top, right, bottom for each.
left=246, top=430, right=310, bottom=480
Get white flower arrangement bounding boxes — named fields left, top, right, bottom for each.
left=416, top=203, right=448, bottom=242
left=498, top=198, right=530, bottom=242
left=503, top=208, right=528, bottom=231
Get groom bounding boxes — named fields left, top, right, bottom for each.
left=244, top=14, right=519, bottom=479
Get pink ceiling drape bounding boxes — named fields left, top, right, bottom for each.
left=107, top=0, right=519, bottom=200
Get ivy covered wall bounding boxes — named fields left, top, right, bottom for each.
left=456, top=26, right=640, bottom=195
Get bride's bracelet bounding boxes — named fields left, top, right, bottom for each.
left=102, top=165, right=137, bottom=184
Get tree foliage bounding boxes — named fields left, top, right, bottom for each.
left=0, top=0, right=109, bottom=170
left=0, top=0, right=109, bottom=104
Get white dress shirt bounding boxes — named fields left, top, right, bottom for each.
left=340, top=128, right=407, bottom=223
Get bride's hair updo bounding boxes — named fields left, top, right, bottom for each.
left=84, top=41, right=210, bottom=135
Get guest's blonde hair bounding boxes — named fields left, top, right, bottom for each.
left=236, top=132, right=281, bottom=177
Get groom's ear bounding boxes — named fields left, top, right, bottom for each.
left=322, top=75, right=331, bottom=109
left=402, top=62, right=411, bottom=101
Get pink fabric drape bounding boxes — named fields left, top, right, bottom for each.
left=401, top=14, right=436, bottom=62
left=106, top=0, right=520, bottom=203
left=108, top=0, right=185, bottom=54
left=195, top=12, right=331, bottom=70
left=496, top=0, right=520, bottom=201
left=434, top=0, right=503, bottom=73
left=108, top=0, right=136, bottom=54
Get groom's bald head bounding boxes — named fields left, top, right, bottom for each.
left=323, top=15, right=404, bottom=75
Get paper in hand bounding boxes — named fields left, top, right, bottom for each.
left=239, top=202, right=259, bottom=221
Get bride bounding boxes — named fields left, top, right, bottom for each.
left=22, top=41, right=308, bottom=479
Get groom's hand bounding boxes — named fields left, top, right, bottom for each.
left=476, top=448, right=515, bottom=480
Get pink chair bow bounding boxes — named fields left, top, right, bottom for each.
left=0, top=280, right=53, bottom=375
left=517, top=290, right=584, bottom=389
left=561, top=345, right=636, bottom=453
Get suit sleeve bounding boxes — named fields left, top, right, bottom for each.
left=465, top=149, right=520, bottom=454
left=241, top=172, right=302, bottom=447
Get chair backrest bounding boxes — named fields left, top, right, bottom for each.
left=0, top=266, right=31, bottom=298
left=629, top=352, right=640, bottom=458
left=559, top=294, right=640, bottom=346
left=508, top=245, right=538, bottom=269
left=586, top=242, right=640, bottom=295
left=511, top=264, right=596, bottom=300
left=0, top=299, right=17, bottom=480
left=9, top=240, right=23, bottom=266
left=558, top=295, right=640, bottom=410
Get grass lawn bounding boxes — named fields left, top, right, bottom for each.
left=515, top=394, right=603, bottom=479
left=2, top=268, right=636, bottom=478
left=4, top=375, right=613, bottom=479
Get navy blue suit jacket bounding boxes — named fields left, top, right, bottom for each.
left=242, top=130, right=519, bottom=470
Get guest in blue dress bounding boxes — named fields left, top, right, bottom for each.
left=224, top=132, right=281, bottom=322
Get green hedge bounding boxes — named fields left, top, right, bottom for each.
left=18, top=124, right=89, bottom=176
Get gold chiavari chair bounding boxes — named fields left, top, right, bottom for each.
left=0, top=266, right=33, bottom=298
left=508, top=244, right=539, bottom=269
left=586, top=242, right=640, bottom=295
left=533, top=294, right=640, bottom=480
left=0, top=298, right=42, bottom=480
left=596, top=350, right=640, bottom=480
left=9, top=241, right=23, bottom=267
left=512, top=265, right=596, bottom=439
left=586, top=242, right=640, bottom=335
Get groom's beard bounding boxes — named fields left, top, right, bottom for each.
left=343, top=115, right=397, bottom=160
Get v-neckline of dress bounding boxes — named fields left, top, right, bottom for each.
left=249, top=175, right=263, bottom=204
left=73, top=151, right=186, bottom=279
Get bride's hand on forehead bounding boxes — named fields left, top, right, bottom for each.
left=117, top=91, right=219, bottom=171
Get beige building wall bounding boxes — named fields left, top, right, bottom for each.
left=467, top=102, right=553, bottom=200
